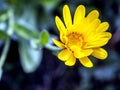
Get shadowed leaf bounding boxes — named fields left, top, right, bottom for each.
left=0, top=30, right=10, bottom=40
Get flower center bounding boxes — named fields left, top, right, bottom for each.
left=66, top=32, right=83, bottom=51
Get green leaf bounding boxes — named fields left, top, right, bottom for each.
left=0, top=10, right=8, bottom=21
left=0, top=30, right=10, bottom=40
left=39, top=30, right=49, bottom=45
left=14, top=24, right=39, bottom=40
left=19, top=40, right=43, bottom=73
left=39, top=0, right=61, bottom=10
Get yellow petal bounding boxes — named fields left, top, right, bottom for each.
left=58, top=49, right=71, bottom=61
left=55, top=16, right=66, bottom=34
left=69, top=46, right=85, bottom=58
left=85, top=39, right=109, bottom=48
left=74, top=51, right=86, bottom=58
left=83, top=19, right=101, bottom=37
left=52, top=38, right=65, bottom=48
left=96, top=22, right=109, bottom=32
left=81, top=49, right=93, bottom=56
left=65, top=55, right=76, bottom=66
left=92, top=48, right=108, bottom=60
left=55, top=16, right=67, bottom=43
left=73, top=47, right=93, bottom=58
left=88, top=19, right=101, bottom=31
left=73, top=5, right=85, bottom=26
left=85, top=32, right=112, bottom=48
left=87, top=10, right=99, bottom=22
left=79, top=57, right=93, bottom=68
left=74, top=18, right=87, bottom=33
left=63, top=5, right=72, bottom=29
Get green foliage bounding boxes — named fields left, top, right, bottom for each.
left=0, top=30, right=10, bottom=40
left=19, top=40, right=43, bottom=73
left=0, top=10, right=8, bottom=22
left=6, top=0, right=19, bottom=5
left=14, top=24, right=39, bottom=40
left=39, top=30, right=49, bottom=45
left=39, top=0, right=61, bottom=10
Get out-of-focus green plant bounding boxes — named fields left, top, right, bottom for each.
left=19, top=40, right=43, bottom=73
left=0, top=30, right=10, bottom=40
left=39, top=30, right=49, bottom=45
left=0, top=0, right=60, bottom=80
left=39, top=0, right=61, bottom=11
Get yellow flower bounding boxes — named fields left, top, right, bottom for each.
left=52, top=5, right=112, bottom=68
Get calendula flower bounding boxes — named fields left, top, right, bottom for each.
left=52, top=5, right=112, bottom=68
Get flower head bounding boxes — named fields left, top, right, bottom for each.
left=52, top=5, right=112, bottom=68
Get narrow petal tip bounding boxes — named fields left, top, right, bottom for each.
left=79, top=57, right=93, bottom=68
left=52, top=38, right=65, bottom=48
left=92, top=48, right=108, bottom=60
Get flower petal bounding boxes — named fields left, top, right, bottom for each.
left=85, top=32, right=112, bottom=48
left=81, top=49, right=93, bottom=56
left=55, top=16, right=66, bottom=34
left=83, top=19, right=101, bottom=37
left=73, top=5, right=85, bottom=26
left=79, top=57, right=93, bottom=68
left=74, top=51, right=86, bottom=58
left=52, top=38, right=65, bottom=48
left=87, top=10, right=99, bottom=22
left=74, top=18, right=87, bottom=33
left=55, top=16, right=67, bottom=43
left=73, top=47, right=93, bottom=58
left=63, top=5, right=72, bottom=29
left=88, top=19, right=101, bottom=31
left=58, top=49, right=71, bottom=61
left=92, top=48, right=108, bottom=60
left=65, top=55, right=76, bottom=66
left=96, top=22, right=109, bottom=32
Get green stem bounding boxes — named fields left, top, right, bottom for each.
left=0, top=40, right=10, bottom=67
left=45, top=44, right=61, bottom=51
left=0, top=8, right=14, bottom=68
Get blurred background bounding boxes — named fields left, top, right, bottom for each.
left=0, top=0, right=120, bottom=90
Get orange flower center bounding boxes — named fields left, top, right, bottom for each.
left=66, top=32, right=83, bottom=51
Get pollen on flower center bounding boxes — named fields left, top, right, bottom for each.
left=66, top=32, right=83, bottom=50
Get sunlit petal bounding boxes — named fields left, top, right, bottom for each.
left=58, top=49, right=71, bottom=61
left=73, top=47, right=93, bottom=58
left=83, top=19, right=101, bottom=37
left=52, top=38, right=65, bottom=48
left=65, top=55, right=76, bottom=66
left=87, top=10, right=99, bottom=22
left=63, top=5, right=72, bottom=29
left=79, top=57, right=93, bottom=68
left=55, top=16, right=67, bottom=34
left=85, top=32, right=112, bottom=48
left=92, top=48, right=108, bottom=60
left=96, top=22, right=109, bottom=32
left=73, top=5, right=85, bottom=26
